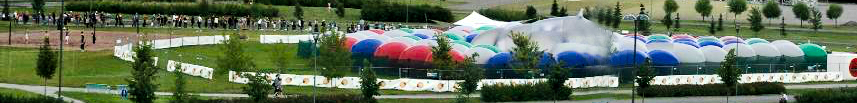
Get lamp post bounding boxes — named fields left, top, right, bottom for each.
left=632, top=4, right=649, bottom=103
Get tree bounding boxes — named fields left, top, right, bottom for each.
left=675, top=13, right=682, bottom=29
left=780, top=18, right=787, bottom=37
left=827, top=4, right=843, bottom=26
left=810, top=7, right=823, bottom=33
left=762, top=1, right=781, bottom=24
left=242, top=73, right=271, bottom=102
left=360, top=61, right=380, bottom=103
left=35, top=37, right=57, bottom=95
left=216, top=33, right=255, bottom=74
left=727, top=0, right=747, bottom=24
left=663, top=0, right=679, bottom=14
left=638, top=5, right=651, bottom=35
left=718, top=14, right=724, bottom=31
left=597, top=7, right=609, bottom=25
left=748, top=7, right=764, bottom=36
left=635, top=58, right=655, bottom=97
left=2, top=0, right=8, bottom=20
left=456, top=55, right=482, bottom=103
left=526, top=5, right=538, bottom=19
left=717, top=49, right=741, bottom=99
left=695, top=0, right=713, bottom=21
left=612, top=2, right=622, bottom=28
left=335, top=0, right=346, bottom=18
left=317, top=29, right=352, bottom=83
left=550, top=0, right=560, bottom=16
left=709, top=20, right=717, bottom=35
left=270, top=42, right=290, bottom=73
left=128, top=39, right=159, bottom=103
left=32, top=0, right=44, bottom=14
left=510, top=32, right=541, bottom=77
left=559, top=7, right=568, bottom=17
left=170, top=65, right=195, bottom=103
left=432, top=33, right=456, bottom=79
left=547, top=61, right=571, bottom=101
left=294, top=2, right=304, bottom=20
left=792, top=2, right=810, bottom=27
left=662, top=13, right=674, bottom=32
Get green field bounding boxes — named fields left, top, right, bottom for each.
left=0, top=87, right=43, bottom=98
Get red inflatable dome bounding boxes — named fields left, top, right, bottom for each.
left=450, top=50, right=466, bottom=62
left=369, top=29, right=385, bottom=35
left=850, top=58, right=857, bottom=77
left=374, top=42, right=410, bottom=60
left=344, top=37, right=358, bottom=50
left=399, top=45, right=433, bottom=62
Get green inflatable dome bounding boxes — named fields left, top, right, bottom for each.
left=799, top=43, right=827, bottom=65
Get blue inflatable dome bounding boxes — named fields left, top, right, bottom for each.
left=582, top=54, right=597, bottom=66
left=609, top=50, right=649, bottom=66
left=538, top=53, right=557, bottom=69
left=413, top=34, right=430, bottom=39
left=485, top=52, right=513, bottom=69
left=648, top=50, right=679, bottom=66
left=647, top=39, right=671, bottom=44
left=556, top=51, right=590, bottom=68
left=723, top=40, right=744, bottom=45
left=351, top=39, right=384, bottom=58
left=699, top=41, right=723, bottom=48
left=674, top=38, right=695, bottom=43
left=675, top=41, right=700, bottom=48
left=466, top=34, right=478, bottom=43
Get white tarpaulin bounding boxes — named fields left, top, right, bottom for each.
left=672, top=43, right=705, bottom=63
left=751, top=43, right=782, bottom=57
left=771, top=40, right=804, bottom=57
left=260, top=35, right=314, bottom=43
left=700, top=46, right=727, bottom=62
left=453, top=11, right=513, bottom=29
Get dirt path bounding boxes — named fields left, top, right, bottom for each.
left=0, top=30, right=179, bottom=51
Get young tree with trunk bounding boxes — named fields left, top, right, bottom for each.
left=709, top=20, right=717, bottom=35
left=663, top=0, right=679, bottom=32
left=749, top=7, right=765, bottom=36
left=128, top=39, right=159, bottom=103
left=662, top=13, right=674, bottom=32
left=718, top=14, right=724, bottom=31
left=810, top=7, right=823, bottom=33
left=727, top=0, right=747, bottom=25
left=548, top=61, right=572, bottom=101
left=294, top=2, right=304, bottom=20
left=216, top=33, right=255, bottom=74
left=582, top=7, right=592, bottom=19
left=612, top=2, right=622, bottom=28
left=827, top=4, right=843, bottom=26
left=36, top=37, right=57, bottom=95
left=718, top=49, right=741, bottom=101
left=432, top=33, right=455, bottom=79
left=335, top=0, right=346, bottom=18
left=456, top=55, right=482, bottom=103
left=360, top=61, right=380, bottom=103
left=635, top=58, right=655, bottom=97
left=242, top=73, right=270, bottom=102
left=762, top=1, right=781, bottom=24
left=695, top=0, right=713, bottom=21
left=318, top=29, right=352, bottom=85
left=170, top=65, right=195, bottom=103
left=792, top=2, right=810, bottom=27
left=510, top=32, right=542, bottom=77
left=526, top=5, right=538, bottom=19
left=270, top=41, right=290, bottom=73
left=32, top=0, right=44, bottom=14
left=550, top=0, right=560, bottom=16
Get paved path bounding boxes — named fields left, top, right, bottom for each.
left=447, top=0, right=535, bottom=11
left=2, top=82, right=855, bottom=102
left=0, top=83, right=86, bottom=103
left=509, top=94, right=794, bottom=103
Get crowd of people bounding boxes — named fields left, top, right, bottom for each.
left=3, top=11, right=437, bottom=34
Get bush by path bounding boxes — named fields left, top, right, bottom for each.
left=639, top=82, right=785, bottom=97
left=795, top=87, right=857, bottom=103
left=361, top=3, right=453, bottom=23
left=480, top=82, right=571, bottom=102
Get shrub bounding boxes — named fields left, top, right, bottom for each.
left=65, top=1, right=279, bottom=17
left=361, top=3, right=453, bottom=23
left=255, top=0, right=366, bottom=9
left=795, top=87, right=857, bottom=103
left=478, top=8, right=529, bottom=22
left=189, top=94, right=362, bottom=103
left=481, top=82, right=571, bottom=102
left=639, top=82, right=785, bottom=97
left=0, top=94, right=65, bottom=103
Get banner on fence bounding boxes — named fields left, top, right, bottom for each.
left=260, top=35, right=314, bottom=44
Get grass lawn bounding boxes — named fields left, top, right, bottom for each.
left=60, top=91, right=172, bottom=103
left=379, top=98, right=480, bottom=103
left=0, top=87, right=43, bottom=97
left=573, top=93, right=633, bottom=100
left=495, top=0, right=751, bottom=22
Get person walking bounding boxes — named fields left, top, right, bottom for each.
left=272, top=75, right=283, bottom=98
left=80, top=32, right=86, bottom=52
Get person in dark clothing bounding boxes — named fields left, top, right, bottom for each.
left=80, top=32, right=86, bottom=51
left=91, top=32, right=96, bottom=44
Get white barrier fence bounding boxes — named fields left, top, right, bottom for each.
left=259, top=35, right=314, bottom=44
left=648, top=72, right=843, bottom=85
left=167, top=60, right=215, bottom=79
left=113, top=35, right=228, bottom=79
left=228, top=71, right=620, bottom=92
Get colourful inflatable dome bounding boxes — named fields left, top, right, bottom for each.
left=466, top=34, right=478, bottom=42
left=368, top=29, right=385, bottom=34
left=485, top=52, right=513, bottom=69
left=557, top=51, right=590, bottom=68
left=466, top=47, right=498, bottom=64
left=700, top=46, right=727, bottom=62
left=699, top=41, right=723, bottom=48
left=399, top=45, right=433, bottom=62
left=672, top=43, right=706, bottom=63
left=538, top=53, right=557, bottom=68
left=609, top=50, right=649, bottom=66
left=413, top=34, right=431, bottom=39
left=475, top=45, right=500, bottom=53
left=799, top=43, right=827, bottom=64
left=344, top=37, right=358, bottom=50
left=351, top=39, right=384, bottom=58
left=648, top=50, right=679, bottom=66
left=374, top=42, right=410, bottom=60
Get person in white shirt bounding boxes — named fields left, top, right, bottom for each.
left=24, top=30, right=29, bottom=44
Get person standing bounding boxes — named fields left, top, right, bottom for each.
left=80, top=32, right=86, bottom=52
left=24, top=30, right=30, bottom=44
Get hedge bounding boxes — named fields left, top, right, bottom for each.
left=480, top=82, right=571, bottom=102
left=795, top=87, right=857, bottom=103
left=65, top=1, right=279, bottom=17
left=361, top=3, right=453, bottom=23
left=190, top=94, right=362, bottom=103
left=255, top=0, right=367, bottom=9
left=477, top=8, right=530, bottom=22
left=639, top=82, right=785, bottom=97
left=0, top=93, right=65, bottom=103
